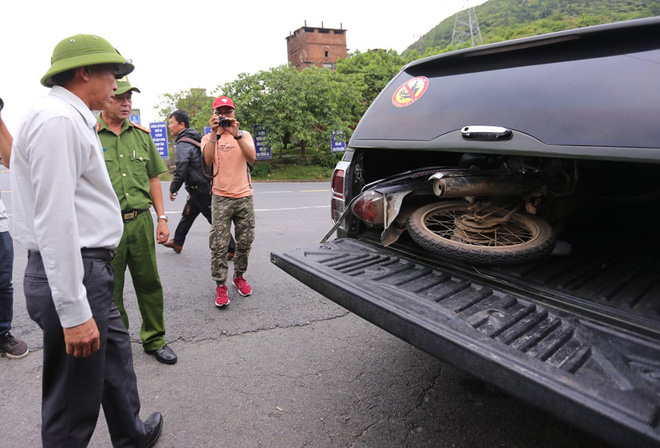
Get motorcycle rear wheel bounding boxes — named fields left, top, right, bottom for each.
left=407, top=200, right=556, bottom=265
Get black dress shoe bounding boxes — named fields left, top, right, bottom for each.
left=144, top=412, right=163, bottom=448
left=146, top=345, right=177, bottom=364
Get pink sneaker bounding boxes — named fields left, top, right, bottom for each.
left=232, top=275, right=252, bottom=297
left=215, top=284, right=230, bottom=307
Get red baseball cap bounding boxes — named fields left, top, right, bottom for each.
left=213, top=96, right=235, bottom=110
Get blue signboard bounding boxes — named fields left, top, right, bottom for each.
left=253, top=125, right=272, bottom=160
left=331, top=131, right=346, bottom=153
left=130, top=108, right=141, bottom=125
left=150, top=122, right=169, bottom=159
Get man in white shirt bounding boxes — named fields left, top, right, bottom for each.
left=10, top=34, right=163, bottom=447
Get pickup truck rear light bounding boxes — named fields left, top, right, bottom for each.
left=331, top=166, right=346, bottom=223
left=351, top=190, right=384, bottom=227
left=331, top=168, right=345, bottom=197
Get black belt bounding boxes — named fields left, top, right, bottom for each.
left=81, top=248, right=116, bottom=261
left=122, top=209, right=146, bottom=221
left=28, top=248, right=115, bottom=262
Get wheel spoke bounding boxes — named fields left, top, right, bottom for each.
left=410, top=201, right=553, bottom=264
left=425, top=209, right=534, bottom=246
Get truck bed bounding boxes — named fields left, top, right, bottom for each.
left=271, top=238, right=660, bottom=447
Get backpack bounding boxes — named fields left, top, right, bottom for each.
left=178, top=136, right=215, bottom=186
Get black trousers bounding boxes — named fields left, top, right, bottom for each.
left=173, top=190, right=236, bottom=251
left=25, top=252, right=147, bottom=448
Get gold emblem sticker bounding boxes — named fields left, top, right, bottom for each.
left=392, top=76, right=429, bottom=108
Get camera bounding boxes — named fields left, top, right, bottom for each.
left=0, top=97, right=4, bottom=112
left=219, top=117, right=231, bottom=128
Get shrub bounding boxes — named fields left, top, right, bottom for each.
left=251, top=162, right=274, bottom=178
left=311, top=151, right=344, bottom=169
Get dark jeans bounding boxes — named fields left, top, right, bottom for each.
left=25, top=252, right=147, bottom=447
left=0, top=231, right=13, bottom=336
left=174, top=191, right=236, bottom=251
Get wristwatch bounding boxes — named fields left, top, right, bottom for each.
left=158, top=215, right=168, bottom=222
left=235, top=130, right=244, bottom=140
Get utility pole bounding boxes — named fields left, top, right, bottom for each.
left=452, top=1, right=483, bottom=46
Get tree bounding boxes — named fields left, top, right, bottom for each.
left=219, top=66, right=297, bottom=158
left=405, top=0, right=659, bottom=57
left=336, top=49, right=409, bottom=106
left=156, top=88, right=214, bottom=133
left=220, top=65, right=365, bottom=160
left=296, top=66, right=365, bottom=159
left=155, top=88, right=214, bottom=168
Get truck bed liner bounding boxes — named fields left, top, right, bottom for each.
left=271, top=238, right=660, bottom=447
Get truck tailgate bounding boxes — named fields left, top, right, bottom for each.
left=271, top=238, right=660, bottom=448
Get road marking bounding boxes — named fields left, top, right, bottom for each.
left=255, top=205, right=329, bottom=212
left=260, top=189, right=327, bottom=194
left=3, top=206, right=330, bottom=218
left=1, top=188, right=328, bottom=195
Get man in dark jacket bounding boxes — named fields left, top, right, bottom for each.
left=163, top=110, right=235, bottom=256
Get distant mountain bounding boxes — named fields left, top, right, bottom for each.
left=405, top=0, right=660, bottom=55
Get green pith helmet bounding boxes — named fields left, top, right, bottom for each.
left=115, top=77, right=141, bottom=95
left=41, top=34, right=134, bottom=87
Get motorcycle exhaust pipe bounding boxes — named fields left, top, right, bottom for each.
left=430, top=172, right=533, bottom=198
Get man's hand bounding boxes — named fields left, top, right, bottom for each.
left=169, top=192, right=177, bottom=202
left=156, top=220, right=170, bottom=244
left=228, top=119, right=240, bottom=138
left=209, top=114, right=220, bottom=133
left=63, top=317, right=100, bottom=358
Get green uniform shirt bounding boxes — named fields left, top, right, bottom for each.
left=97, top=118, right=167, bottom=212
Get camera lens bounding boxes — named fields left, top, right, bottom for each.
left=219, top=117, right=230, bottom=128
left=0, top=97, right=4, bottom=111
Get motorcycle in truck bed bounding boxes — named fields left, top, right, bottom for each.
left=272, top=17, right=660, bottom=448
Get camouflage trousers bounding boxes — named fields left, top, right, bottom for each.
left=210, top=195, right=255, bottom=284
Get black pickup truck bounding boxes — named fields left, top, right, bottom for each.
left=271, top=17, right=660, bottom=448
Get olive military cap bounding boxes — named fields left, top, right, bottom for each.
left=115, top=77, right=141, bottom=95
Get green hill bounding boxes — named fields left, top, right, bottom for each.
left=405, top=0, right=660, bottom=56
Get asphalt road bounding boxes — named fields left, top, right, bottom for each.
left=0, top=177, right=611, bottom=447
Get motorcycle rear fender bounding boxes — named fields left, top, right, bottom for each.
left=380, top=190, right=414, bottom=246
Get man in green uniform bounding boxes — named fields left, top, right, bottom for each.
left=98, top=77, right=177, bottom=365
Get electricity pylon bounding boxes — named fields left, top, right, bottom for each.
left=452, top=2, right=483, bottom=46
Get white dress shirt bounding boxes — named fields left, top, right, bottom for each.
left=0, top=197, right=8, bottom=233
left=10, top=86, right=124, bottom=328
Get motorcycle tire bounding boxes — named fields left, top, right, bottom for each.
left=407, top=200, right=556, bottom=265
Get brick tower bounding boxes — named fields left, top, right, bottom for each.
left=286, top=22, right=347, bottom=71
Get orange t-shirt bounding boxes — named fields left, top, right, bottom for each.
left=201, top=131, right=254, bottom=198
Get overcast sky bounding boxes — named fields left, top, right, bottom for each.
left=1, top=0, right=487, bottom=132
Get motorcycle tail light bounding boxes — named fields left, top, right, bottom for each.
left=351, top=190, right=384, bottom=227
